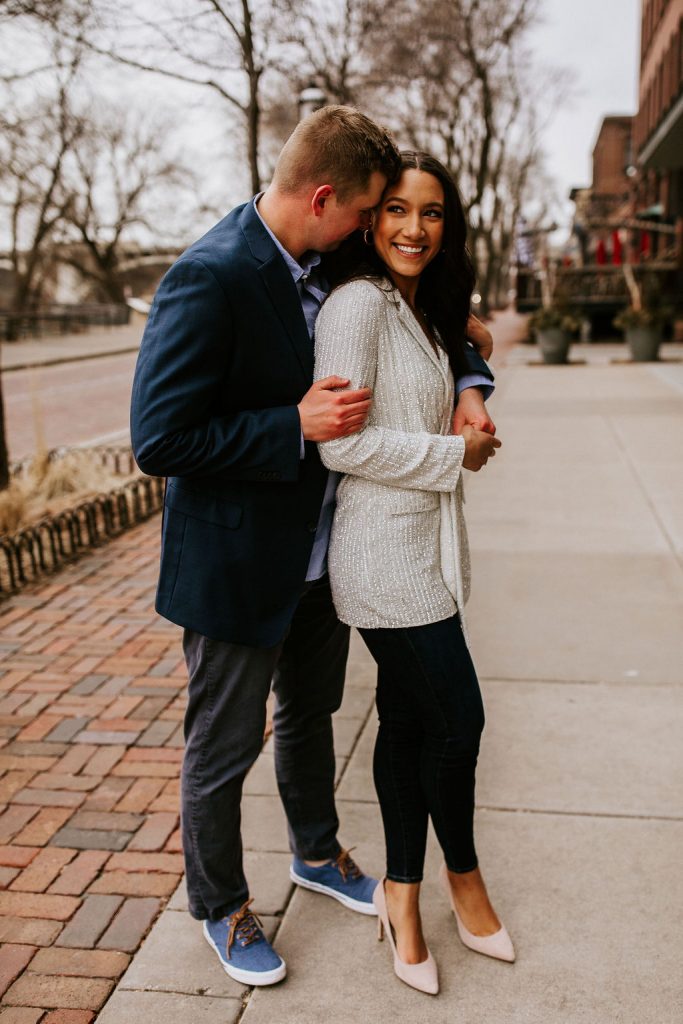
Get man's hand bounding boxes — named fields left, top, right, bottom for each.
left=466, top=313, right=493, bottom=361
left=461, top=424, right=502, bottom=472
left=299, top=376, right=372, bottom=442
left=453, top=386, right=496, bottom=435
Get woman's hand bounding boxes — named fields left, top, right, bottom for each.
left=460, top=424, right=502, bottom=472
left=466, top=314, right=493, bottom=362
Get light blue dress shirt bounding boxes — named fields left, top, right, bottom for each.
left=253, top=196, right=493, bottom=582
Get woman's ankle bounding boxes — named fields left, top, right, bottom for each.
left=385, top=880, right=421, bottom=919
left=445, top=866, right=501, bottom=933
left=384, top=881, right=428, bottom=963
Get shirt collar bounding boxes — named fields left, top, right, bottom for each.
left=253, top=194, right=321, bottom=284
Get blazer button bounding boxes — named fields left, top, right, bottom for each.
left=306, top=522, right=317, bottom=533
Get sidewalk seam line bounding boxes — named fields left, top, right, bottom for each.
left=334, top=797, right=683, bottom=823
left=480, top=675, right=683, bottom=687
left=604, top=413, right=683, bottom=573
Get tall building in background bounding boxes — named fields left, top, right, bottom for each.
left=569, top=116, right=634, bottom=266
left=634, top=0, right=683, bottom=265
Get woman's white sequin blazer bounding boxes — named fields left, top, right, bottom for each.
left=314, top=277, right=472, bottom=639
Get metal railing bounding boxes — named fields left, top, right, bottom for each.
left=10, top=444, right=137, bottom=481
left=516, top=263, right=679, bottom=313
left=1, top=304, right=130, bottom=341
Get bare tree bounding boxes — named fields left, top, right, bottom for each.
left=278, top=0, right=406, bottom=106
left=78, top=0, right=288, bottom=194
left=0, top=0, right=63, bottom=19
left=0, top=7, right=88, bottom=490
left=59, top=107, right=193, bottom=302
left=0, top=51, right=84, bottom=333
left=1, top=0, right=93, bottom=82
left=382, top=0, right=556, bottom=310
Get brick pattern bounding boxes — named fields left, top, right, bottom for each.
left=0, top=522, right=185, bottom=1021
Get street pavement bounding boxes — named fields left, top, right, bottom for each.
left=0, top=317, right=682, bottom=1022
left=3, top=326, right=143, bottom=462
left=5, top=353, right=137, bottom=462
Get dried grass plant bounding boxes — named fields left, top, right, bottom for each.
left=0, top=483, right=27, bottom=534
left=0, top=448, right=133, bottom=536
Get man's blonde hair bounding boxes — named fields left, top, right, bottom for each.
left=273, top=105, right=400, bottom=203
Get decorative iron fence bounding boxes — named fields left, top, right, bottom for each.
left=0, top=475, right=164, bottom=597
left=10, top=444, right=137, bottom=481
left=516, top=262, right=679, bottom=314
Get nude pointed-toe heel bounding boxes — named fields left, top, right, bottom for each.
left=373, top=880, right=439, bottom=995
left=439, top=863, right=515, bottom=963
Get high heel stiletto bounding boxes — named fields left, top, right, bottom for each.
left=439, top=863, right=515, bottom=963
left=373, top=880, right=439, bottom=995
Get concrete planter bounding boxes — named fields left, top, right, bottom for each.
left=625, top=324, right=662, bottom=362
left=537, top=327, right=572, bottom=365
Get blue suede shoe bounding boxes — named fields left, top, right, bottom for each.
left=203, top=899, right=286, bottom=986
left=290, top=848, right=378, bottom=915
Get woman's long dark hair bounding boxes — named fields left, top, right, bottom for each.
left=324, top=151, right=475, bottom=380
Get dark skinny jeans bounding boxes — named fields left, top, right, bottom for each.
left=359, top=614, right=485, bottom=883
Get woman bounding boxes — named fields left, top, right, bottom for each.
left=314, top=152, right=512, bottom=995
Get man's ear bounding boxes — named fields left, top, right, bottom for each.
left=311, top=184, right=335, bottom=217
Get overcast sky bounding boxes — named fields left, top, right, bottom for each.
left=531, top=0, right=640, bottom=222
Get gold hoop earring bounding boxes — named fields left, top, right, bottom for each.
left=363, top=229, right=373, bottom=246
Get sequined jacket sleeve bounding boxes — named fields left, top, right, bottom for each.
left=314, top=280, right=465, bottom=491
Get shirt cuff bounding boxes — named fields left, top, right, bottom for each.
left=300, top=429, right=305, bottom=459
left=456, top=373, right=494, bottom=401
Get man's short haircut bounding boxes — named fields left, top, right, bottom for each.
left=273, top=105, right=400, bottom=203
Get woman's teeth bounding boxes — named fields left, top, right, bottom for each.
left=394, top=244, right=425, bottom=256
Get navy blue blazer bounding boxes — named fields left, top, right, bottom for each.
left=130, top=201, right=493, bottom=647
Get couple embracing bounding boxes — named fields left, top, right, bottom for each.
left=131, top=105, right=510, bottom=998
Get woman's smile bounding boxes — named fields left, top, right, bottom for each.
left=392, top=243, right=428, bottom=258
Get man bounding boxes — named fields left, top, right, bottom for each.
left=131, top=106, right=495, bottom=987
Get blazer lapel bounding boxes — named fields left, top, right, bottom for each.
left=239, top=203, right=313, bottom=381
left=395, top=296, right=450, bottom=386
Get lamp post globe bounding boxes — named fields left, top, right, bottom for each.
left=298, top=84, right=327, bottom=121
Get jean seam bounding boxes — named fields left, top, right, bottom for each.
left=430, top=740, right=453, bottom=867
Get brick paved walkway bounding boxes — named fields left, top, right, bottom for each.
left=0, top=517, right=185, bottom=1022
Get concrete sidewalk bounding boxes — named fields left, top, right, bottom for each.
left=95, top=337, right=683, bottom=1023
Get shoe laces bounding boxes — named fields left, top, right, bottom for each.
left=333, top=846, right=361, bottom=883
left=224, top=898, right=263, bottom=960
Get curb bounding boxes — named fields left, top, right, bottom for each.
left=2, top=345, right=141, bottom=373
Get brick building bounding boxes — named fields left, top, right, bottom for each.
left=569, top=116, right=634, bottom=266
left=634, top=0, right=683, bottom=264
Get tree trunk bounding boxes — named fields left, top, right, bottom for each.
left=241, top=0, right=261, bottom=194
left=0, top=370, right=10, bottom=492
left=6, top=274, right=33, bottom=343
left=247, top=79, right=261, bottom=194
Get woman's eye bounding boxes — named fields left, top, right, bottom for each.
left=425, top=209, right=443, bottom=218
left=386, top=204, right=404, bottom=214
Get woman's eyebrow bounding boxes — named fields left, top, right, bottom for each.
left=383, top=195, right=444, bottom=209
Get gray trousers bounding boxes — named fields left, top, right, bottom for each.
left=181, top=576, right=350, bottom=921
